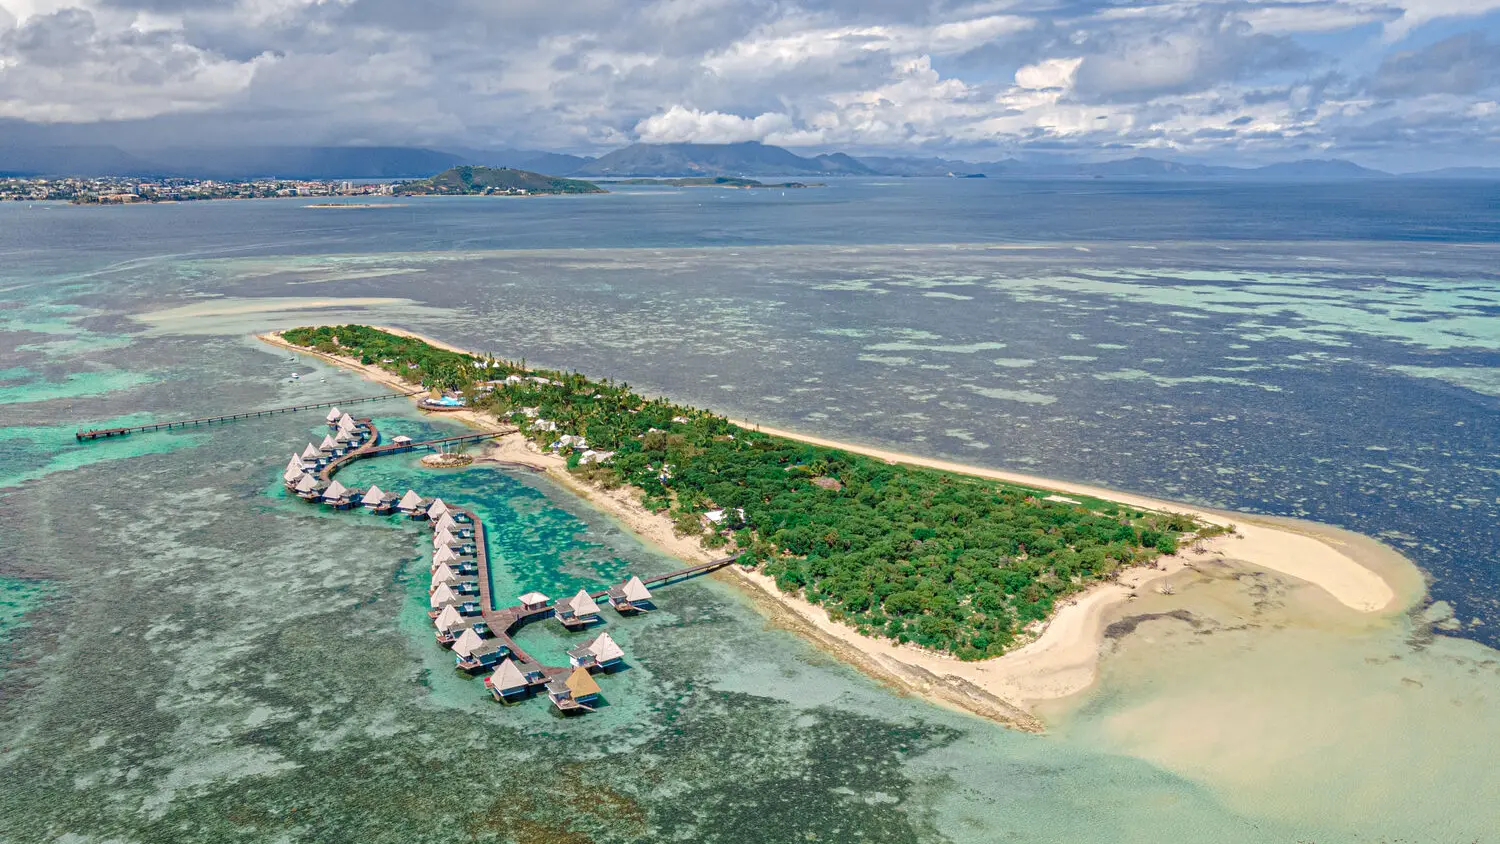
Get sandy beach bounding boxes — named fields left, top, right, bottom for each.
left=259, top=326, right=1415, bottom=730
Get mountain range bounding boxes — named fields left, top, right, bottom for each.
left=2, top=140, right=1497, bottom=181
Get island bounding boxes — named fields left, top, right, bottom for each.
left=394, top=165, right=606, bottom=196
left=265, top=324, right=1397, bottom=729
left=611, top=176, right=822, bottom=188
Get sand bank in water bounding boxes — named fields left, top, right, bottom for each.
left=260, top=327, right=1416, bottom=730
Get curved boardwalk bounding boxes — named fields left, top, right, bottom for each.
left=289, top=414, right=734, bottom=711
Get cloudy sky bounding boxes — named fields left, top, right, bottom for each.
left=1, top=0, right=1497, bottom=168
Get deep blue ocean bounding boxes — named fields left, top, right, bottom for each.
left=1, top=177, right=1498, bottom=842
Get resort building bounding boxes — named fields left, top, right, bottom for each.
left=567, top=631, right=625, bottom=670
left=487, top=659, right=530, bottom=700
left=432, top=513, right=460, bottom=535
left=397, top=489, right=425, bottom=516
left=518, top=591, right=550, bottom=612
left=393, top=435, right=413, bottom=446
left=426, top=499, right=449, bottom=521
left=607, top=575, right=653, bottom=613
left=294, top=473, right=324, bottom=500
left=320, top=480, right=352, bottom=507
left=361, top=484, right=391, bottom=511
left=554, top=588, right=602, bottom=628
left=325, top=407, right=342, bottom=425
left=547, top=667, right=602, bottom=712
left=430, top=583, right=461, bottom=610
left=455, top=636, right=509, bottom=671
left=300, top=443, right=322, bottom=463
left=432, top=545, right=462, bottom=568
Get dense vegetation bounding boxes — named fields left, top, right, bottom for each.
left=285, top=325, right=1206, bottom=660
left=397, top=166, right=605, bottom=196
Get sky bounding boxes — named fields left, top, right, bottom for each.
left=0, top=0, right=1497, bottom=169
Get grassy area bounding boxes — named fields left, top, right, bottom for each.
left=284, top=325, right=1200, bottom=659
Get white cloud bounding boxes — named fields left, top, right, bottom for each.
left=635, top=105, right=794, bottom=143
left=1015, top=57, right=1082, bottom=90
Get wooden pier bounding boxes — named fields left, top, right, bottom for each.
left=75, top=390, right=424, bottom=441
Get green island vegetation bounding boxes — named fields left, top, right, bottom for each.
left=284, top=325, right=1214, bottom=659
left=612, top=176, right=821, bottom=189
left=397, top=166, right=606, bottom=196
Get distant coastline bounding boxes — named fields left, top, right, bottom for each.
left=259, top=325, right=1409, bottom=731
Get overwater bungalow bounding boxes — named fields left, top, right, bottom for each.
left=430, top=583, right=462, bottom=610
left=455, top=631, right=509, bottom=672
left=433, top=604, right=488, bottom=645
left=554, top=589, right=602, bottom=629
left=325, top=407, right=342, bottom=425
left=393, top=435, right=413, bottom=446
left=301, top=443, right=324, bottom=465
left=319, top=434, right=344, bottom=457
left=283, top=457, right=305, bottom=487
left=320, top=479, right=354, bottom=508
left=567, top=631, right=625, bottom=670
left=433, top=527, right=459, bottom=549
left=294, top=473, right=325, bottom=500
left=486, top=658, right=531, bottom=700
left=362, top=484, right=396, bottom=513
left=427, top=498, right=449, bottom=521
left=547, top=667, right=602, bottom=712
left=397, top=489, right=426, bottom=518
left=430, top=564, right=460, bottom=591
left=607, top=575, right=653, bottom=614
left=432, top=513, right=460, bottom=534
left=518, top=591, right=551, bottom=612
left=431, top=545, right=463, bottom=569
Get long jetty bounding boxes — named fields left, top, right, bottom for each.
left=75, top=390, right=424, bottom=441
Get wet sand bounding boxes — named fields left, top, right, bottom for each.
left=259, top=327, right=1418, bottom=731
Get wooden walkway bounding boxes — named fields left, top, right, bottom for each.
left=76, top=390, right=424, bottom=440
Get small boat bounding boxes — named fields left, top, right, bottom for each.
left=290, top=373, right=300, bottom=380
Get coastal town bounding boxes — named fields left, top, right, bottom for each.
left=0, top=175, right=400, bottom=204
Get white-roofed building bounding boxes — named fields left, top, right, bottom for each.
left=487, top=659, right=529, bottom=699
left=397, top=490, right=424, bottom=513
left=518, top=591, right=550, bottom=611
left=325, top=407, right=342, bottom=423
left=430, top=583, right=460, bottom=609
left=555, top=588, right=601, bottom=628
left=427, top=499, right=449, bottom=520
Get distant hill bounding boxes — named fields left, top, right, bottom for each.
left=443, top=147, right=595, bottom=174
left=574, top=141, right=868, bottom=176
left=1238, top=159, right=1386, bottom=180
left=0, top=145, right=160, bottom=177
left=396, top=166, right=604, bottom=195
left=1401, top=167, right=1500, bottom=180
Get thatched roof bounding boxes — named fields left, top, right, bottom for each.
left=491, top=659, right=527, bottom=691
left=432, top=545, right=460, bottom=565
left=319, top=434, right=338, bottom=451
left=566, top=667, right=601, bottom=698
left=324, top=480, right=349, bottom=499
left=518, top=591, right=550, bottom=606
left=433, top=513, right=459, bottom=533
left=325, top=407, right=341, bottom=423
left=589, top=632, right=624, bottom=663
left=301, top=444, right=321, bottom=460
left=295, top=474, right=320, bottom=493
left=430, top=584, right=459, bottom=608
left=434, top=604, right=464, bottom=631
left=452, top=627, right=486, bottom=657
left=432, top=528, right=457, bottom=548
left=566, top=588, right=600, bottom=617
left=427, top=498, right=449, bottom=519
left=622, top=575, right=651, bottom=603
left=361, top=484, right=386, bottom=505
left=398, top=490, right=423, bottom=509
